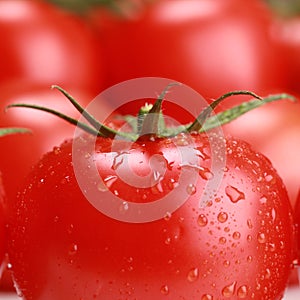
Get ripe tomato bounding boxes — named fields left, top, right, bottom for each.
left=0, top=0, right=103, bottom=93
left=271, top=16, right=300, bottom=95
left=90, top=0, right=286, bottom=101
left=223, top=97, right=300, bottom=208
left=7, top=101, right=295, bottom=299
left=0, top=81, right=111, bottom=202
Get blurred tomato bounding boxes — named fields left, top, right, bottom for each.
left=271, top=16, right=300, bottom=95
left=0, top=0, right=103, bottom=93
left=223, top=97, right=300, bottom=207
left=0, top=81, right=112, bottom=203
left=90, top=0, right=287, bottom=103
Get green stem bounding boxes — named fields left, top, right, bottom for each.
left=188, top=90, right=262, bottom=132
left=200, top=93, right=297, bottom=132
left=139, top=82, right=179, bottom=137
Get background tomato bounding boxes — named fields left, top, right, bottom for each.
left=271, top=16, right=300, bottom=96
left=89, top=0, right=287, bottom=104
left=0, top=0, right=103, bottom=94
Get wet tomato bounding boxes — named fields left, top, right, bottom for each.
left=7, top=89, right=295, bottom=299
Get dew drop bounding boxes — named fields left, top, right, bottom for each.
left=247, top=219, right=253, bottom=229
left=187, top=267, right=199, bottom=282
left=202, top=294, right=213, bottom=300
left=217, top=212, right=228, bottom=223
left=259, top=196, right=267, bottom=204
left=199, top=167, right=214, bottom=180
left=222, top=281, right=236, bottom=297
left=219, top=237, right=227, bottom=244
left=257, top=232, right=266, bottom=244
left=198, top=214, right=208, bottom=227
left=186, top=183, right=197, bottom=195
left=164, top=212, right=172, bottom=221
left=247, top=256, right=253, bottom=263
left=119, top=201, right=129, bottom=213
left=233, top=231, right=241, bottom=240
left=237, top=285, right=248, bottom=298
left=225, top=186, right=245, bottom=203
left=223, top=260, right=230, bottom=267
left=104, top=175, right=118, bottom=188
left=160, top=285, right=169, bottom=295
left=68, top=243, right=78, bottom=256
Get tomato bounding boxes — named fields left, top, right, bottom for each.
left=90, top=0, right=286, bottom=102
left=223, top=96, right=300, bottom=208
left=271, top=16, right=300, bottom=95
left=0, top=81, right=111, bottom=203
left=7, top=93, right=295, bottom=299
left=0, top=0, right=103, bottom=93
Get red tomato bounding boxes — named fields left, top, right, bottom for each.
left=223, top=97, right=300, bottom=208
left=0, top=0, right=103, bottom=93
left=0, top=81, right=111, bottom=202
left=271, top=16, right=300, bottom=95
left=90, top=0, right=286, bottom=102
left=7, top=112, right=295, bottom=299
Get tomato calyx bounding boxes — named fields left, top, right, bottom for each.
left=6, top=84, right=296, bottom=141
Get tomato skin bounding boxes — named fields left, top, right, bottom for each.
left=223, top=98, right=300, bottom=208
left=90, top=0, right=286, bottom=102
left=7, top=132, right=294, bottom=299
left=0, top=82, right=111, bottom=202
left=0, top=0, right=103, bottom=93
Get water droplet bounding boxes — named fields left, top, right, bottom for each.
left=257, top=232, right=266, bottom=244
left=69, top=243, right=78, bottom=256
left=237, top=285, right=248, bottom=298
left=247, top=219, right=253, bottom=229
left=247, top=256, right=253, bottom=263
left=233, top=232, right=241, bottom=240
left=119, top=201, right=129, bottom=213
left=53, top=146, right=61, bottom=155
left=187, top=267, right=199, bottom=282
left=165, top=237, right=171, bottom=245
left=160, top=285, right=169, bottom=295
left=217, top=212, right=228, bottom=223
left=265, top=174, right=273, bottom=182
left=174, top=133, right=189, bottom=146
left=198, top=214, right=208, bottom=227
left=271, top=208, right=276, bottom=221
left=223, top=260, right=230, bottom=267
left=201, top=294, right=213, bottom=300
left=222, top=281, right=236, bottom=297
left=186, top=183, right=197, bottom=195
left=225, top=186, right=245, bottom=203
left=199, top=167, right=214, bottom=180
left=164, top=212, right=172, bottom=221
left=259, top=196, right=267, bottom=204
left=219, top=237, right=227, bottom=244
left=104, top=175, right=118, bottom=188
